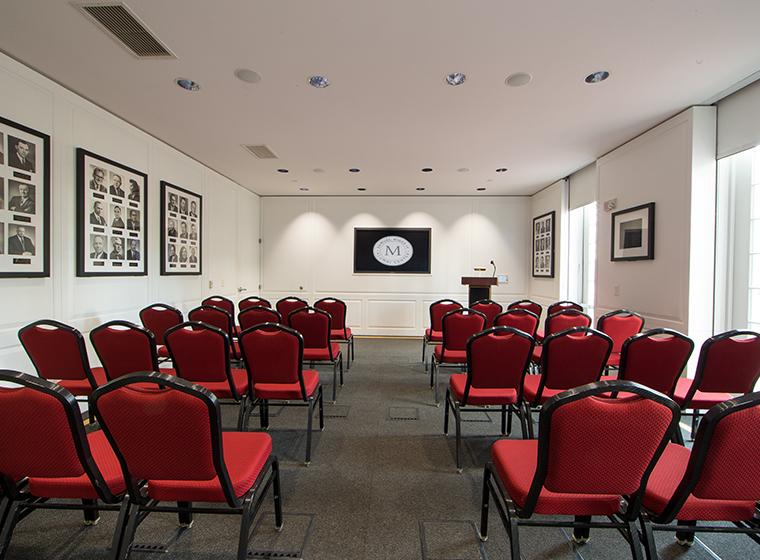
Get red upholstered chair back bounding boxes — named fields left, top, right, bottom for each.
left=239, top=324, right=305, bottom=393
left=429, top=299, right=463, bottom=332
left=276, top=297, right=308, bottom=327
left=202, top=295, right=235, bottom=316
left=289, top=307, right=331, bottom=350
left=541, top=328, right=612, bottom=391
left=239, top=307, right=282, bottom=332
left=165, top=322, right=230, bottom=383
left=18, top=320, right=94, bottom=382
left=471, top=300, right=503, bottom=328
left=508, top=299, right=542, bottom=319
left=90, top=321, right=158, bottom=381
left=239, top=296, right=271, bottom=311
left=597, top=310, right=645, bottom=354
left=494, top=309, right=539, bottom=337
left=441, top=309, right=487, bottom=351
left=188, top=305, right=235, bottom=339
left=545, top=309, right=591, bottom=338
left=619, top=329, right=694, bottom=395
left=533, top=382, right=678, bottom=503
left=466, top=327, right=534, bottom=393
left=693, top=330, right=760, bottom=394
left=139, top=304, right=183, bottom=345
left=547, top=300, right=583, bottom=316
left=314, top=298, right=348, bottom=333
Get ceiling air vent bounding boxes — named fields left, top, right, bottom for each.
left=243, top=145, right=279, bottom=159
left=78, top=2, right=175, bottom=58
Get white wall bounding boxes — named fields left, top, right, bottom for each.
left=260, top=196, right=530, bottom=336
left=717, top=78, right=760, bottom=158
left=0, top=53, right=260, bottom=372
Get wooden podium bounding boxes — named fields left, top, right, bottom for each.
left=461, top=276, right=498, bottom=306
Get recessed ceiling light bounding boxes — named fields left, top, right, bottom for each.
left=349, top=168, right=361, bottom=173
left=476, top=187, right=486, bottom=191
left=457, top=168, right=470, bottom=173
left=505, top=72, right=532, bottom=87
left=421, top=168, right=433, bottom=173
left=313, top=168, right=325, bottom=173
left=308, top=75, right=330, bottom=88
left=234, top=68, right=261, bottom=84
left=299, top=187, right=309, bottom=191
left=175, top=78, right=200, bottom=92
left=277, top=169, right=289, bottom=173
left=416, top=187, right=426, bottom=191
left=445, top=72, right=466, bottom=86
left=585, top=71, right=610, bottom=84
left=357, top=187, right=367, bottom=191
left=496, top=168, right=508, bottom=173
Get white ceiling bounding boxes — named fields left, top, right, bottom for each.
left=1, top=1, right=760, bottom=196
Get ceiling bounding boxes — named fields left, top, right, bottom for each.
left=1, top=1, right=760, bottom=196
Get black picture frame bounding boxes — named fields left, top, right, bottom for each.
left=532, top=211, right=555, bottom=278
left=354, top=227, right=431, bottom=274
left=611, top=202, right=655, bottom=262
left=0, top=115, right=51, bottom=278
left=76, top=148, right=148, bottom=276
left=160, top=181, right=202, bottom=275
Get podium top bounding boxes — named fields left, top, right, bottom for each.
left=461, top=276, right=498, bottom=286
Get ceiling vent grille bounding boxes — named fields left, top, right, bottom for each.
left=243, top=145, right=279, bottom=159
left=78, top=3, right=175, bottom=58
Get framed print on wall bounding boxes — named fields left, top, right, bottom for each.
left=76, top=148, right=147, bottom=276
left=161, top=181, right=202, bottom=275
left=0, top=115, right=50, bottom=278
left=354, top=227, right=431, bottom=273
left=532, top=211, right=555, bottom=278
left=611, top=202, right=655, bottom=261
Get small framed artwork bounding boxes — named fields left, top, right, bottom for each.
left=0, top=115, right=51, bottom=277
left=161, top=181, right=202, bottom=275
left=532, top=211, right=555, bottom=278
left=76, top=148, right=147, bottom=276
left=611, top=202, right=655, bottom=261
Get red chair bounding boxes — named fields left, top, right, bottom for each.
left=203, top=295, right=240, bottom=336
left=239, top=307, right=282, bottom=331
left=640, top=391, right=760, bottom=557
left=238, top=296, right=271, bottom=311
left=471, top=299, right=503, bottom=328
left=479, top=380, right=679, bottom=560
left=289, top=307, right=343, bottom=402
left=188, top=305, right=241, bottom=360
left=91, top=372, right=282, bottom=560
left=536, top=301, right=583, bottom=342
left=90, top=320, right=169, bottom=381
left=139, top=303, right=183, bottom=362
left=494, top=309, right=540, bottom=337
left=508, top=299, right=543, bottom=317
left=444, top=327, right=535, bottom=471
left=531, top=309, right=592, bottom=368
left=0, top=370, right=125, bottom=558
left=18, top=319, right=106, bottom=397
left=597, top=309, right=645, bottom=370
left=431, top=308, right=487, bottom=404
left=276, top=297, right=308, bottom=328
left=315, top=297, right=355, bottom=368
left=165, top=321, right=250, bottom=430
left=673, top=330, right=760, bottom=438
left=239, top=323, right=324, bottom=465
left=522, top=327, right=612, bottom=438
left=423, top=299, right=463, bottom=371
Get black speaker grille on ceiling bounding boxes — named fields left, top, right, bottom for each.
left=80, top=3, right=174, bottom=58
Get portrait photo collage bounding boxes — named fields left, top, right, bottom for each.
left=532, top=211, right=554, bottom=277
left=161, top=181, right=201, bottom=275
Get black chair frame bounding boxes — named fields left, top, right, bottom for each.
left=139, top=303, right=183, bottom=364
left=90, top=320, right=160, bottom=382
left=422, top=299, right=463, bottom=372
left=314, top=297, right=356, bottom=369
left=288, top=307, right=344, bottom=402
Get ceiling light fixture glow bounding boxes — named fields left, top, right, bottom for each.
left=421, top=168, right=433, bottom=173
left=416, top=187, right=426, bottom=191
left=496, top=168, right=508, bottom=173
left=445, top=72, right=466, bottom=86
left=585, top=71, right=610, bottom=84
left=349, top=168, right=361, bottom=173
left=277, top=169, right=289, bottom=173
left=357, top=187, right=367, bottom=191
left=175, top=78, right=200, bottom=92
left=476, top=187, right=486, bottom=191
left=299, top=187, right=309, bottom=191
left=308, top=75, right=330, bottom=88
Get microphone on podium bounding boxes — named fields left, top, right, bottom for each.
left=490, top=260, right=497, bottom=278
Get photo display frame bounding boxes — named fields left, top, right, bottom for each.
left=161, top=181, right=202, bottom=275
left=611, top=202, right=655, bottom=261
left=532, top=211, right=555, bottom=278
left=0, top=115, right=50, bottom=277
left=76, top=148, right=147, bottom=276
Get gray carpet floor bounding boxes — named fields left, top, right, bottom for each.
left=5, top=338, right=757, bottom=559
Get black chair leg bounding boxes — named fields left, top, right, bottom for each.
left=626, top=519, right=644, bottom=560
left=82, top=498, right=100, bottom=525
left=339, top=355, right=344, bottom=386
left=331, top=363, right=337, bottom=403
left=572, top=515, right=591, bottom=543
left=237, top=494, right=256, bottom=560
left=506, top=504, right=522, bottom=559
left=500, top=405, right=507, bottom=436
left=0, top=500, right=19, bottom=560
left=478, top=466, right=490, bottom=542
left=305, top=397, right=314, bottom=466
left=318, top=386, right=325, bottom=431
left=675, top=520, right=696, bottom=546
left=443, top=387, right=451, bottom=434
left=422, top=337, right=427, bottom=366
left=506, top=405, right=513, bottom=436
left=177, top=501, right=193, bottom=528
left=272, top=459, right=283, bottom=531
left=454, top=402, right=462, bottom=473
left=260, top=400, right=270, bottom=430
left=114, top=501, right=141, bottom=560
left=639, top=517, right=659, bottom=560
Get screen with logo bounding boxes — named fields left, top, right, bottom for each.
left=354, top=228, right=431, bottom=273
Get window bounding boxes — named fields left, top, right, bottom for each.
left=568, top=202, right=597, bottom=315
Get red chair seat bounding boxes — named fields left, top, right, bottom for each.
left=522, top=375, right=565, bottom=404
left=302, top=343, right=341, bottom=361
left=157, top=345, right=170, bottom=358
left=643, top=443, right=757, bottom=522
left=673, top=378, right=733, bottom=409
left=191, top=369, right=249, bottom=399
left=255, top=370, right=320, bottom=400
left=531, top=346, right=542, bottom=363
left=607, top=352, right=621, bottom=367
left=27, top=430, right=126, bottom=499
left=449, top=373, right=517, bottom=405
left=56, top=367, right=107, bottom=396
left=492, top=439, right=621, bottom=515
left=149, top=432, right=272, bottom=502
left=433, top=346, right=466, bottom=364
left=330, top=328, right=352, bottom=340
left=425, top=328, right=442, bottom=343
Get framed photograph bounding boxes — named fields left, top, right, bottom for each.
left=532, top=211, right=555, bottom=278
left=354, top=228, right=431, bottom=273
left=76, top=148, right=147, bottom=276
left=0, top=115, right=50, bottom=277
left=161, top=181, right=201, bottom=275
left=611, top=202, right=655, bottom=261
